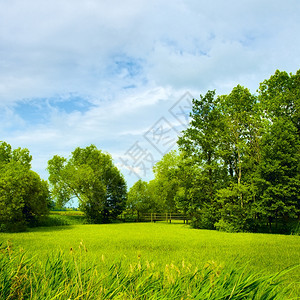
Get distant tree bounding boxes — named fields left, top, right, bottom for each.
left=127, top=180, right=154, bottom=220
left=175, top=157, right=217, bottom=228
left=47, top=145, right=127, bottom=223
left=0, top=141, right=50, bottom=231
left=152, top=150, right=181, bottom=212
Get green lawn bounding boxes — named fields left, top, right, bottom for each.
left=1, top=222, right=299, bottom=298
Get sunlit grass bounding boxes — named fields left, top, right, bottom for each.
left=0, top=222, right=299, bottom=298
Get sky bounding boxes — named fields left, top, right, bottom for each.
left=1, top=0, right=300, bottom=198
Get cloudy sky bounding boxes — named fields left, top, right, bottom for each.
left=1, top=0, right=300, bottom=191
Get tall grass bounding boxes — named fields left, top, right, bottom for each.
left=0, top=241, right=296, bottom=300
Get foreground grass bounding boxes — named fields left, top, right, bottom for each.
left=0, top=244, right=295, bottom=300
left=0, top=222, right=299, bottom=298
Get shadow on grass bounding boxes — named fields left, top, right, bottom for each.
left=22, top=214, right=86, bottom=233
left=27, top=225, right=78, bottom=233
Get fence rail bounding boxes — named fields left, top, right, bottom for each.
left=140, top=213, right=189, bottom=223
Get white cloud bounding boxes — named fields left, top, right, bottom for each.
left=1, top=0, right=300, bottom=189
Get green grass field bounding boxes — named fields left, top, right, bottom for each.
left=0, top=221, right=299, bottom=299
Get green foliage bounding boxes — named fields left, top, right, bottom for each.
left=178, top=90, right=224, bottom=202
left=216, top=182, right=259, bottom=232
left=256, top=118, right=300, bottom=226
left=0, top=142, right=32, bottom=169
left=214, top=218, right=239, bottom=233
left=0, top=142, right=50, bottom=232
left=259, top=69, right=300, bottom=132
left=47, top=145, right=127, bottom=223
left=291, top=221, right=300, bottom=235
left=139, top=70, right=299, bottom=233
left=256, top=70, right=300, bottom=229
left=127, top=180, right=157, bottom=219
left=189, top=205, right=217, bottom=230
left=174, top=69, right=300, bottom=233
left=145, top=150, right=206, bottom=218
left=152, top=150, right=182, bottom=212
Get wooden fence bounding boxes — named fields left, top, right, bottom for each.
left=139, top=213, right=189, bottom=224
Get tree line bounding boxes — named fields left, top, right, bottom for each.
left=1, top=69, right=299, bottom=232
left=127, top=70, right=300, bottom=233
left=0, top=143, right=127, bottom=231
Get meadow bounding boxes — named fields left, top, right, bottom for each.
left=0, top=220, right=299, bottom=299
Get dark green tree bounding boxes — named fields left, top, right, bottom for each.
left=256, top=70, right=300, bottom=230
left=259, top=69, right=300, bottom=134
left=178, top=91, right=224, bottom=197
left=127, top=180, right=155, bottom=220
left=47, top=145, right=127, bottom=223
left=256, top=118, right=300, bottom=230
left=215, top=86, right=261, bottom=232
left=177, top=91, right=225, bottom=228
left=0, top=141, right=50, bottom=231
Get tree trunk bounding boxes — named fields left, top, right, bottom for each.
left=237, top=147, right=243, bottom=208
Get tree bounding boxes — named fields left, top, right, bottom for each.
left=175, top=156, right=218, bottom=228
left=259, top=69, right=300, bottom=134
left=178, top=91, right=224, bottom=201
left=250, top=70, right=300, bottom=232
left=214, top=86, right=262, bottom=231
left=152, top=150, right=181, bottom=212
left=218, top=85, right=260, bottom=187
left=47, top=145, right=127, bottom=223
left=256, top=118, right=300, bottom=230
left=0, top=141, right=32, bottom=168
left=0, top=141, right=50, bottom=231
left=127, top=180, right=155, bottom=220
left=177, top=91, right=225, bottom=228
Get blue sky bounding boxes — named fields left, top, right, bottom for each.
left=1, top=0, right=300, bottom=195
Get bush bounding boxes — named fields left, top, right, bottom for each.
left=290, top=221, right=300, bottom=236
left=190, top=206, right=217, bottom=230
left=214, top=218, right=238, bottom=232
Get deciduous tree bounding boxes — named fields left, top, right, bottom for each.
left=47, top=145, right=127, bottom=223
left=0, top=142, right=50, bottom=231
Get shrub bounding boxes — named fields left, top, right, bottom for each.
left=190, top=206, right=217, bottom=230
